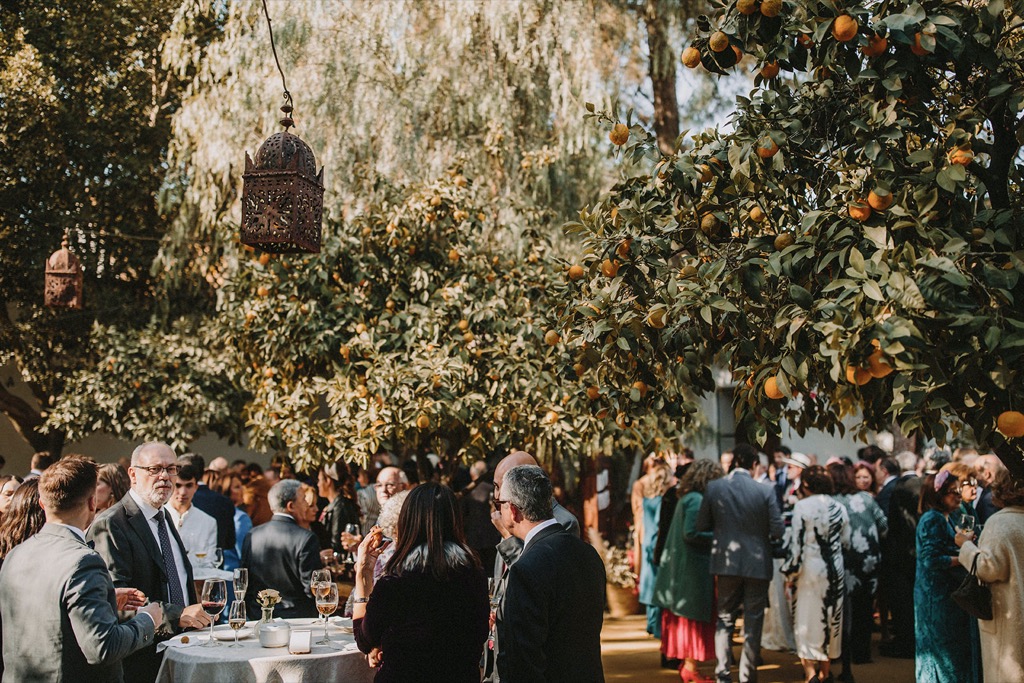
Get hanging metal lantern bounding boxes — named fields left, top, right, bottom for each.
left=241, top=106, right=324, bottom=253
left=44, top=234, right=83, bottom=309
left=240, top=1, right=324, bottom=254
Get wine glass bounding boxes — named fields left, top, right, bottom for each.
left=227, top=601, right=246, bottom=648
left=487, top=577, right=501, bottom=648
left=315, top=582, right=339, bottom=646
left=957, top=513, right=976, bottom=535
left=200, top=579, right=227, bottom=647
left=233, top=568, right=248, bottom=601
left=194, top=548, right=209, bottom=567
left=213, top=548, right=224, bottom=569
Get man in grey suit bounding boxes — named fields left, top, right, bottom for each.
left=485, top=450, right=580, bottom=682
left=88, top=442, right=211, bottom=683
left=0, top=456, right=163, bottom=682
left=242, top=479, right=323, bottom=618
left=697, top=444, right=785, bottom=683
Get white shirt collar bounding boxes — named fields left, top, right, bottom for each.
left=54, top=523, right=87, bottom=543
left=523, top=517, right=560, bottom=548
left=128, top=488, right=164, bottom=520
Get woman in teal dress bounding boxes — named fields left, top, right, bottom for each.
left=633, top=456, right=672, bottom=637
left=915, top=470, right=976, bottom=683
left=652, top=459, right=724, bottom=683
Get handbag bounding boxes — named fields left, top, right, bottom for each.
left=951, top=554, right=993, bottom=620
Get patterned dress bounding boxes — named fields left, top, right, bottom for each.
left=835, top=491, right=887, bottom=663
left=783, top=494, right=850, bottom=661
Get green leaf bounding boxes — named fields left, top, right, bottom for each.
left=789, top=285, right=814, bottom=309
left=863, top=280, right=884, bottom=301
left=936, top=168, right=956, bottom=192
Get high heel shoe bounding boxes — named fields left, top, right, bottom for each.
left=679, top=666, right=714, bottom=683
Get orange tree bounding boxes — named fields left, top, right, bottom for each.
left=561, top=0, right=1024, bottom=477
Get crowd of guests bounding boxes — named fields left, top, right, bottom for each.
left=637, top=443, right=1024, bottom=683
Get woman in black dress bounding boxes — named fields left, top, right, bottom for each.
left=354, top=482, right=489, bottom=682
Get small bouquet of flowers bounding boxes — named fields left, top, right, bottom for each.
left=256, top=589, right=282, bottom=609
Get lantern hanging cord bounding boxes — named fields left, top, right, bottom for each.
left=261, top=0, right=293, bottom=114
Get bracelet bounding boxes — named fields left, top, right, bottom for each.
left=353, top=596, right=370, bottom=604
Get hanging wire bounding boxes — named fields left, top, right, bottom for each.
left=260, top=0, right=294, bottom=115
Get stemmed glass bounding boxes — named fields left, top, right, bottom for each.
left=487, top=578, right=501, bottom=648
left=233, top=568, right=248, bottom=601
left=213, top=548, right=224, bottom=569
left=200, top=579, right=227, bottom=647
left=315, top=582, right=339, bottom=646
left=227, top=601, right=246, bottom=648
left=956, top=513, right=976, bottom=535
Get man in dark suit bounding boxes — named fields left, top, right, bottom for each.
left=179, top=452, right=236, bottom=553
left=879, top=451, right=920, bottom=659
left=973, top=454, right=1004, bottom=524
left=697, top=443, right=785, bottom=683
left=496, top=465, right=605, bottom=683
left=243, top=479, right=323, bottom=618
left=88, top=442, right=211, bottom=683
left=874, top=457, right=900, bottom=520
left=0, top=456, right=163, bottom=682
left=486, top=450, right=580, bottom=683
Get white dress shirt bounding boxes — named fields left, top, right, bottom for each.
left=166, top=504, right=218, bottom=564
left=128, top=489, right=190, bottom=604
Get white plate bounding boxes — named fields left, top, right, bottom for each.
left=211, top=627, right=253, bottom=641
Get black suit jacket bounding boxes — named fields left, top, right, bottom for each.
left=87, top=493, right=197, bottom=683
left=192, top=484, right=237, bottom=552
left=497, top=524, right=605, bottom=683
left=317, top=495, right=361, bottom=554
left=242, top=515, right=322, bottom=618
left=875, top=477, right=897, bottom=522
left=883, top=474, right=922, bottom=573
left=975, top=486, right=999, bottom=524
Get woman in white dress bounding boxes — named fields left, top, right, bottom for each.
left=783, top=465, right=850, bottom=683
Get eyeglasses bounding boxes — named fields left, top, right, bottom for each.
left=133, top=465, right=179, bottom=477
left=958, top=479, right=978, bottom=491
left=492, top=497, right=511, bottom=510
left=374, top=482, right=403, bottom=492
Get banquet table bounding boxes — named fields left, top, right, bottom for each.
left=155, top=618, right=375, bottom=683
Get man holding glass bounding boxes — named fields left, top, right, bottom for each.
left=0, top=456, right=163, bottom=682
left=165, top=457, right=217, bottom=566
left=88, top=442, right=211, bottom=683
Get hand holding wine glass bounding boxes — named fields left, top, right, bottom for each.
left=200, top=579, right=227, bottom=647
left=315, top=581, right=339, bottom=647
left=227, top=601, right=247, bottom=648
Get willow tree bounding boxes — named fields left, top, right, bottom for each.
left=50, top=0, right=711, bottom=471
left=562, top=0, right=1024, bottom=476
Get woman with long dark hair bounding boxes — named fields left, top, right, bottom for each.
left=353, top=482, right=489, bottom=682
left=0, top=479, right=45, bottom=564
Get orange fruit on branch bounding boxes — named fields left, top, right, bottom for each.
left=773, top=232, right=795, bottom=251
left=862, top=34, right=887, bottom=57
left=568, top=264, right=586, bottom=280
left=415, top=414, right=431, bottom=429
left=760, top=62, right=780, bottom=79
left=586, top=386, right=601, bottom=400
left=832, top=15, right=859, bottom=42
left=846, top=365, right=872, bottom=386
left=760, top=0, right=781, bottom=17
left=697, top=164, right=713, bottom=183
left=633, top=381, right=649, bottom=398
left=996, top=411, right=1024, bottom=437
left=867, top=349, right=893, bottom=378
left=544, top=330, right=561, bottom=346
left=709, top=31, right=730, bottom=53
left=848, top=201, right=872, bottom=222
left=681, top=47, right=701, bottom=68
left=737, top=0, right=759, bottom=14
left=609, top=123, right=630, bottom=146
left=949, top=147, right=974, bottom=166
left=750, top=205, right=766, bottom=223
left=756, top=136, right=780, bottom=158
left=601, top=259, right=620, bottom=277
left=764, top=376, right=785, bottom=400
left=911, top=32, right=932, bottom=56
left=867, top=188, right=893, bottom=211
left=647, top=308, right=667, bottom=329
left=617, top=239, right=632, bottom=259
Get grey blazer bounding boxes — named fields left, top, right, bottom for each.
left=0, top=524, right=155, bottom=682
left=242, top=514, right=322, bottom=618
left=696, top=469, right=784, bottom=581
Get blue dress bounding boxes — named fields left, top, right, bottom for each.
left=640, top=495, right=662, bottom=637
left=914, top=509, right=975, bottom=683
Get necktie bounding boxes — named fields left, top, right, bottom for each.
left=155, top=509, right=186, bottom=607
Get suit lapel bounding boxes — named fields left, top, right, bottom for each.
left=166, top=514, right=198, bottom=602
left=122, top=494, right=170, bottom=584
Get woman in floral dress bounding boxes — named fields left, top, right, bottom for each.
left=783, top=466, right=850, bottom=683
left=828, top=462, right=887, bottom=680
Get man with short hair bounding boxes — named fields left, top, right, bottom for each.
left=973, top=454, right=1005, bottom=524
left=178, top=453, right=235, bottom=554
left=496, top=465, right=605, bottom=682
left=242, top=479, right=322, bottom=618
left=0, top=456, right=163, bottom=682
left=165, top=458, right=217, bottom=563
left=88, top=442, right=211, bottom=683
left=697, top=443, right=785, bottom=683
left=350, top=466, right=408, bottom=541
left=879, top=450, right=921, bottom=659
left=25, top=450, right=54, bottom=479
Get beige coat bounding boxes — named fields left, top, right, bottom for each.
left=958, top=506, right=1024, bottom=683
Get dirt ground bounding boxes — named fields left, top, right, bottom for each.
left=601, top=614, right=915, bottom=683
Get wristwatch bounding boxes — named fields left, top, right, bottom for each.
left=353, top=596, right=370, bottom=603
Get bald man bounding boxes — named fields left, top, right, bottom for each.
left=974, top=454, right=1005, bottom=524
left=484, top=451, right=579, bottom=683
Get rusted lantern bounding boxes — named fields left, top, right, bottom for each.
left=44, top=234, right=84, bottom=309
left=241, top=105, right=324, bottom=253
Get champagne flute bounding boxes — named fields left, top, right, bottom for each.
left=200, top=579, right=227, bottom=647
left=233, top=568, right=248, bottom=601
left=227, top=601, right=246, bottom=648
left=315, top=582, right=339, bottom=646
left=213, top=548, right=224, bottom=569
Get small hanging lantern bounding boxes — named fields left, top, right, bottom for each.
left=44, top=234, right=84, bottom=309
left=241, top=0, right=324, bottom=254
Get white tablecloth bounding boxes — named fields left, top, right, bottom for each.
left=156, top=619, right=375, bottom=683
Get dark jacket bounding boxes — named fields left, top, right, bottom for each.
left=355, top=561, right=489, bottom=682
left=317, top=494, right=361, bottom=554
left=192, top=484, right=237, bottom=553
left=497, top=524, right=606, bottom=683
left=242, top=514, right=322, bottom=618
left=87, top=493, right=197, bottom=683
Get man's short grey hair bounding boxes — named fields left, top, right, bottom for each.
left=268, top=479, right=303, bottom=513
left=502, top=465, right=553, bottom=522
left=894, top=450, right=918, bottom=473
left=131, top=442, right=174, bottom=465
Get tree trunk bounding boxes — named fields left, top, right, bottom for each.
left=0, top=382, right=64, bottom=455
left=643, top=0, right=680, bottom=155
